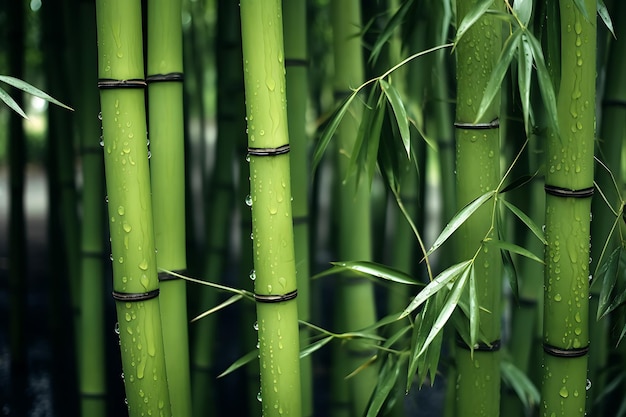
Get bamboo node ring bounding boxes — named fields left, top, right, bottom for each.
left=543, top=343, right=589, bottom=358
left=97, top=78, right=146, bottom=89
left=544, top=185, right=594, bottom=198
left=454, top=119, right=500, bottom=130
left=247, top=144, right=290, bottom=157
left=254, top=289, right=298, bottom=303
left=146, top=72, right=184, bottom=83
left=112, top=288, right=159, bottom=302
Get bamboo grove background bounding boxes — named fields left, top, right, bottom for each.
left=1, top=0, right=626, bottom=416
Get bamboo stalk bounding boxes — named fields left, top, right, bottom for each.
left=541, top=1, right=596, bottom=416
left=94, top=0, right=172, bottom=415
left=454, top=1, right=503, bottom=416
left=240, top=1, right=302, bottom=415
left=146, top=0, right=192, bottom=416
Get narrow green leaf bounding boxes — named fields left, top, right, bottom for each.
left=380, top=79, right=410, bottom=157
left=349, top=87, right=378, bottom=185
left=597, top=0, right=615, bottom=38
left=572, top=0, right=590, bottom=21
left=312, top=91, right=358, bottom=170
left=366, top=92, right=387, bottom=186
left=468, top=265, right=478, bottom=349
left=300, top=336, right=333, bottom=359
left=499, top=173, right=536, bottom=194
left=369, top=0, right=414, bottom=64
left=427, top=191, right=495, bottom=256
left=518, top=34, right=533, bottom=134
left=454, top=0, right=494, bottom=45
left=501, top=360, right=540, bottom=410
left=0, top=86, right=28, bottom=119
left=501, top=198, right=547, bottom=244
left=401, top=260, right=472, bottom=318
left=365, top=355, right=401, bottom=417
left=474, top=29, right=522, bottom=124
left=501, top=241, right=520, bottom=300
left=484, top=238, right=544, bottom=264
left=0, top=75, right=73, bottom=111
left=416, top=262, right=471, bottom=358
left=597, top=246, right=622, bottom=319
left=217, top=349, right=258, bottom=378
left=513, top=0, right=532, bottom=27
left=526, top=33, right=559, bottom=135
left=330, top=260, right=423, bottom=285
left=190, top=294, right=244, bottom=322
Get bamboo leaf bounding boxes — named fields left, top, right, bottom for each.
left=369, top=0, right=414, bottom=64
left=0, top=75, right=73, bottom=111
left=0, top=86, right=28, bottom=119
left=380, top=79, right=410, bottom=157
left=597, top=246, right=621, bottom=319
left=313, top=91, right=358, bottom=171
left=484, top=238, right=544, bottom=264
left=475, top=29, right=521, bottom=124
left=526, top=33, right=559, bottom=135
left=365, top=355, right=401, bottom=417
left=300, top=336, right=333, bottom=359
left=217, top=349, right=258, bottom=378
left=427, top=191, right=495, bottom=256
left=401, top=260, right=472, bottom=318
left=499, top=173, right=536, bottom=194
left=468, top=264, right=478, bottom=349
left=416, top=262, right=471, bottom=358
left=501, top=360, right=540, bottom=410
left=597, top=0, right=615, bottom=38
left=572, top=0, right=590, bottom=21
left=501, top=241, right=520, bottom=300
left=454, top=0, right=494, bottom=45
left=513, top=0, right=533, bottom=27
left=330, top=260, right=423, bottom=286
left=190, top=294, right=244, bottom=322
left=518, top=34, right=533, bottom=134
left=501, top=198, right=547, bottom=245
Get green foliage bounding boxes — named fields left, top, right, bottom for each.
left=0, top=75, right=72, bottom=118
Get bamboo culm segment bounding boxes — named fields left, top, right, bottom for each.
left=454, top=1, right=502, bottom=416
left=541, top=1, right=595, bottom=416
left=240, top=0, right=302, bottom=416
left=95, top=0, right=172, bottom=414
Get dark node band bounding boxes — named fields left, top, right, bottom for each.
left=454, top=119, right=500, bottom=130
left=544, top=185, right=594, bottom=198
left=456, top=338, right=501, bottom=352
left=80, top=392, right=107, bottom=399
left=518, top=297, right=538, bottom=307
left=146, top=72, right=184, bottom=83
left=247, top=144, right=290, bottom=156
left=543, top=343, right=589, bottom=358
left=285, top=58, right=309, bottom=67
left=97, top=78, right=146, bottom=89
left=602, top=99, right=626, bottom=108
left=112, top=288, right=159, bottom=302
left=158, top=270, right=185, bottom=282
left=254, top=289, right=298, bottom=303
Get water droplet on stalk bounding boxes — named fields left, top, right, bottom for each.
left=586, top=379, right=592, bottom=390
left=249, top=269, right=256, bottom=281
left=253, top=321, right=259, bottom=331
left=257, top=391, right=263, bottom=402
left=114, top=322, right=120, bottom=334
left=245, top=194, right=253, bottom=207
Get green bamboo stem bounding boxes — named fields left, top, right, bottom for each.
left=541, top=1, right=596, bottom=416
left=146, top=1, right=192, bottom=416
left=95, top=1, right=172, bottom=415
left=588, top=2, right=626, bottom=413
left=283, top=0, right=313, bottom=415
left=77, top=1, right=107, bottom=416
left=330, top=1, right=379, bottom=416
left=454, top=1, right=502, bottom=416
left=240, top=1, right=302, bottom=416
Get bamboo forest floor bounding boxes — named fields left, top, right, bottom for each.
left=0, top=164, right=448, bottom=417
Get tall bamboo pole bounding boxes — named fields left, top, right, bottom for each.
left=146, top=0, right=192, bottom=416
left=283, top=0, right=313, bottom=415
left=77, top=1, right=107, bottom=416
left=541, top=1, right=596, bottom=416
left=95, top=0, right=172, bottom=415
left=454, top=1, right=503, bottom=416
left=240, top=0, right=302, bottom=415
left=330, top=2, right=379, bottom=416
